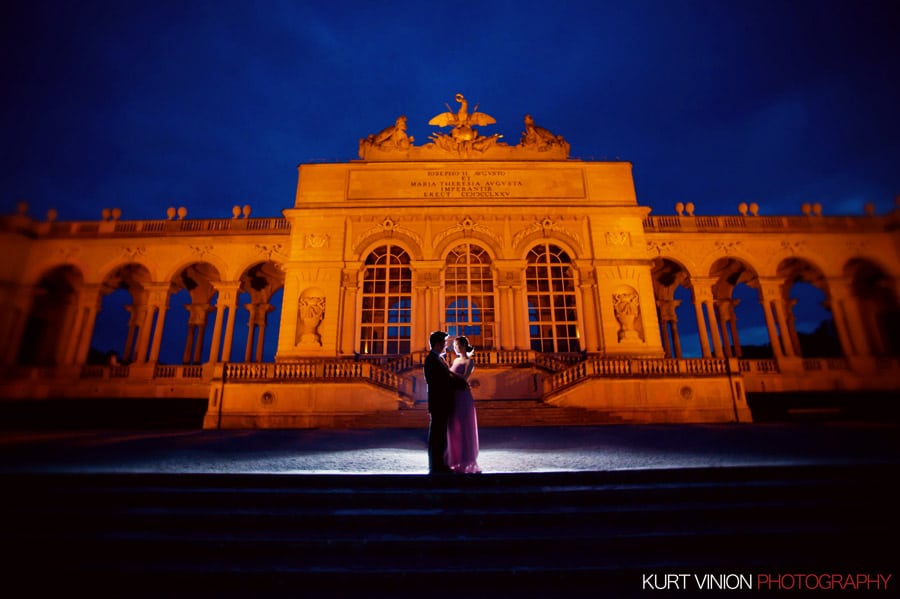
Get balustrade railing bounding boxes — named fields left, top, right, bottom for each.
left=7, top=353, right=889, bottom=400
left=225, top=359, right=403, bottom=393
left=11, top=216, right=291, bottom=238
left=154, top=364, right=204, bottom=378
left=642, top=214, right=889, bottom=233
left=546, top=357, right=730, bottom=394
left=738, top=359, right=779, bottom=374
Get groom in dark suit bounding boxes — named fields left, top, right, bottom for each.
left=423, top=330, right=468, bottom=474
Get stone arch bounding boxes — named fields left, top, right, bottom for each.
left=651, top=256, right=696, bottom=358
left=433, top=230, right=501, bottom=263
left=18, top=264, right=85, bottom=365
left=353, top=228, right=424, bottom=261
left=708, top=257, right=765, bottom=358
left=651, top=257, right=694, bottom=301
left=512, top=218, right=583, bottom=259
left=163, top=254, right=229, bottom=288
left=356, top=237, right=420, bottom=265
left=775, top=257, right=838, bottom=357
left=235, top=261, right=286, bottom=362
left=95, top=256, right=160, bottom=287
left=90, top=262, right=155, bottom=364
left=843, top=258, right=900, bottom=355
left=163, top=262, right=223, bottom=365
left=518, top=237, right=580, bottom=263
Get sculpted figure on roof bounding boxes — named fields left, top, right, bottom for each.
left=520, top=114, right=570, bottom=155
left=359, top=115, right=413, bottom=157
left=357, top=93, right=570, bottom=161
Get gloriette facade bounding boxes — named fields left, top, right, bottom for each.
left=2, top=94, right=898, bottom=427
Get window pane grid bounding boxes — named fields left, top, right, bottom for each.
left=444, top=243, right=495, bottom=349
left=526, top=244, right=580, bottom=353
left=359, top=244, right=412, bottom=355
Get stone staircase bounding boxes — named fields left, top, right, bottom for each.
left=6, top=464, right=896, bottom=598
left=336, top=399, right=622, bottom=429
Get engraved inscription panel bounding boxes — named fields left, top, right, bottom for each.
left=348, top=168, right=585, bottom=200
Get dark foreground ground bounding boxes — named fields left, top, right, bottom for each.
left=3, top=421, right=899, bottom=597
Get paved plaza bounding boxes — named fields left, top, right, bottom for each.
left=2, top=422, right=898, bottom=475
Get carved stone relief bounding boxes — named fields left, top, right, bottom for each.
left=605, top=231, right=631, bottom=246
left=613, top=286, right=643, bottom=342
left=296, top=287, right=326, bottom=346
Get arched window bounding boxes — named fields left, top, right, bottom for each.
left=526, top=244, right=580, bottom=353
left=444, top=243, right=495, bottom=348
left=360, top=244, right=412, bottom=354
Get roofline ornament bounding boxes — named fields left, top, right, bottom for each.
left=359, top=93, right=570, bottom=161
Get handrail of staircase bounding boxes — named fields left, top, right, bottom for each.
left=545, top=356, right=731, bottom=395
left=223, top=359, right=413, bottom=398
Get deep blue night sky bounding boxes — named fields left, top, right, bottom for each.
left=2, top=0, right=899, bottom=222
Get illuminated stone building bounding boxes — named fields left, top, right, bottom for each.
left=1, top=95, right=898, bottom=427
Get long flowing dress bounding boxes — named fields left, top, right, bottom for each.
left=445, top=357, right=481, bottom=473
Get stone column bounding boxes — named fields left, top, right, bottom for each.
left=148, top=288, right=171, bottom=363
left=71, top=284, right=103, bottom=366
left=827, top=280, right=858, bottom=357
left=657, top=299, right=682, bottom=358
left=244, top=302, right=275, bottom=363
left=495, top=284, right=513, bottom=350
left=771, top=295, right=795, bottom=357
left=207, top=283, right=239, bottom=364
left=493, top=267, right=520, bottom=351
left=512, top=283, right=529, bottom=351
left=1, top=285, right=33, bottom=365
left=715, top=298, right=742, bottom=359
left=577, top=267, right=600, bottom=353
left=785, top=297, right=802, bottom=357
left=412, top=268, right=440, bottom=351
left=704, top=299, right=724, bottom=358
left=689, top=285, right=712, bottom=358
left=205, top=301, right=225, bottom=365
left=338, top=269, right=359, bottom=356
left=427, top=273, right=442, bottom=336
left=757, top=282, right=785, bottom=358
left=123, top=302, right=149, bottom=362
left=221, top=284, right=240, bottom=363
left=54, top=294, right=79, bottom=366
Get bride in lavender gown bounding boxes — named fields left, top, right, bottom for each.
left=445, top=336, right=481, bottom=474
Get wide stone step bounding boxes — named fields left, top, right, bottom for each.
left=337, top=400, right=622, bottom=429
left=6, top=465, right=896, bottom=597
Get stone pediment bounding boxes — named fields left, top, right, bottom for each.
left=358, top=93, right=570, bottom=161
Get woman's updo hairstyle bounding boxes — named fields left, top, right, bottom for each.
left=455, top=335, right=475, bottom=356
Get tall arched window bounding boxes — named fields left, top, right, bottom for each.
left=526, top=244, right=580, bottom=353
left=360, top=244, right=412, bottom=354
left=445, top=243, right=495, bottom=349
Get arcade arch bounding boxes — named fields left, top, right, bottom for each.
left=17, top=265, right=84, bottom=365
left=90, top=262, right=154, bottom=364
left=844, top=258, right=900, bottom=356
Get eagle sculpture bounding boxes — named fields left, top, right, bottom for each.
left=428, top=93, right=496, bottom=141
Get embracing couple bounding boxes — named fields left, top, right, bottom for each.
left=423, top=330, right=481, bottom=475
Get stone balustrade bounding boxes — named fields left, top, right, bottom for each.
left=546, top=357, right=731, bottom=394
left=0, top=215, right=290, bottom=237
left=642, top=214, right=892, bottom=233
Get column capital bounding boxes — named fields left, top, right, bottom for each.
left=214, top=281, right=242, bottom=305
left=755, top=278, right=786, bottom=301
